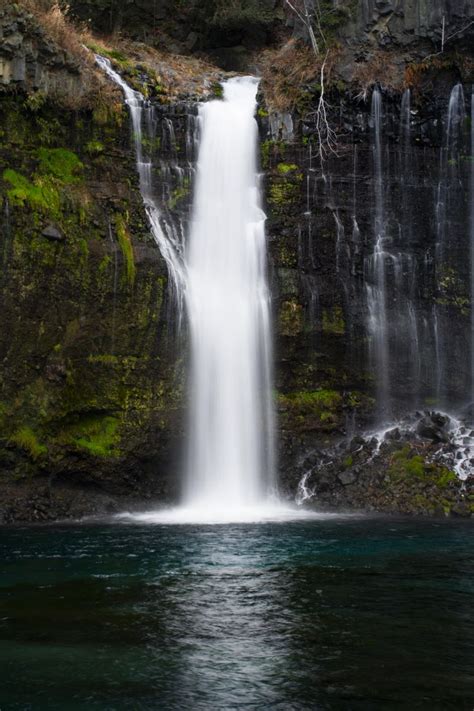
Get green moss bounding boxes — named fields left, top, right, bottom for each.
left=211, top=82, right=224, bottom=99
left=269, top=162, right=303, bottom=208
left=269, top=181, right=301, bottom=206
left=435, top=267, right=469, bottom=315
left=24, top=91, right=47, bottom=112
left=279, top=389, right=341, bottom=411
left=140, top=135, right=161, bottom=152
left=257, top=107, right=269, bottom=118
left=59, top=415, right=120, bottom=457
left=36, top=148, right=83, bottom=184
left=437, top=469, right=457, bottom=488
left=343, top=455, right=353, bottom=469
left=260, top=139, right=286, bottom=169
left=85, top=140, right=105, bottom=155
left=276, top=162, right=299, bottom=175
left=114, top=214, right=136, bottom=286
left=322, top=306, right=345, bottom=335
left=346, top=392, right=362, bottom=408
left=3, top=148, right=83, bottom=221
left=3, top=168, right=60, bottom=215
left=277, top=242, right=298, bottom=268
left=279, top=299, right=303, bottom=336
left=86, top=42, right=128, bottom=64
left=98, top=255, right=112, bottom=273
left=389, top=446, right=457, bottom=487
left=10, top=426, right=47, bottom=460
left=168, top=183, right=190, bottom=210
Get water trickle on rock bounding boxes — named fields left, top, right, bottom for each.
left=471, top=88, right=474, bottom=420
left=366, top=87, right=391, bottom=420
left=95, top=55, right=186, bottom=321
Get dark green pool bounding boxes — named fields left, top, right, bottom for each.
left=1, top=515, right=473, bottom=709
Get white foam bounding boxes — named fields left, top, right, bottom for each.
left=115, top=502, right=345, bottom=525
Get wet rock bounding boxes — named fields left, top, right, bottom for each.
left=431, top=412, right=449, bottom=428
left=42, top=224, right=64, bottom=242
left=385, top=427, right=401, bottom=441
left=416, top=415, right=449, bottom=443
left=338, top=470, right=357, bottom=486
left=350, top=436, right=365, bottom=451
left=451, top=502, right=472, bottom=518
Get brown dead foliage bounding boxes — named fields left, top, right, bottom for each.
left=259, top=38, right=341, bottom=113
left=351, top=50, right=404, bottom=98
left=260, top=39, right=318, bottom=112
left=16, top=1, right=90, bottom=65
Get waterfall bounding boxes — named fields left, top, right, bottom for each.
left=94, top=55, right=186, bottom=320
left=97, top=57, right=283, bottom=521
left=434, top=84, right=466, bottom=405
left=184, top=77, right=275, bottom=515
left=471, top=89, right=474, bottom=416
left=366, top=87, right=390, bottom=419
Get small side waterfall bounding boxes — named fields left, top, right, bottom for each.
left=184, top=78, right=275, bottom=516
left=434, top=84, right=466, bottom=404
left=471, top=88, right=474, bottom=416
left=95, top=56, right=186, bottom=319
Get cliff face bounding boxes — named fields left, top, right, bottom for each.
left=341, top=0, right=474, bottom=45
left=68, top=0, right=282, bottom=68
left=1, top=1, right=473, bottom=521
left=0, top=6, right=187, bottom=522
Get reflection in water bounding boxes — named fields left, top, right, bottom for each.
left=1, top=518, right=473, bottom=708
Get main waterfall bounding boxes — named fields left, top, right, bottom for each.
left=184, top=78, right=275, bottom=515
left=96, top=57, right=291, bottom=522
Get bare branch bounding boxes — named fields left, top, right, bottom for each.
left=283, top=0, right=338, bottom=162
left=309, top=49, right=338, bottom=162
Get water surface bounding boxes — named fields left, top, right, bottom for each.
left=1, top=516, right=473, bottom=709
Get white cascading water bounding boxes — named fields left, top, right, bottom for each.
left=183, top=77, right=275, bottom=517
left=471, top=89, right=474, bottom=418
left=366, top=87, right=390, bottom=420
left=94, top=55, right=186, bottom=316
left=95, top=59, right=308, bottom=522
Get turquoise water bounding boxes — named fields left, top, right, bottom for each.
left=1, top=516, right=473, bottom=709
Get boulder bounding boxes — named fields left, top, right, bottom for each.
left=41, top=224, right=64, bottom=242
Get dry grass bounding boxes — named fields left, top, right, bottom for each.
left=6, top=1, right=122, bottom=109
left=351, top=50, right=404, bottom=98
left=259, top=38, right=340, bottom=112
left=12, top=0, right=224, bottom=105
left=114, top=40, right=224, bottom=101
left=16, top=1, right=90, bottom=65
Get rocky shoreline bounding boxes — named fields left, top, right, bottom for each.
left=0, top=412, right=471, bottom=524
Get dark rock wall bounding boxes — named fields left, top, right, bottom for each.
left=261, top=80, right=472, bottom=474
left=1, top=1, right=474, bottom=520
left=0, top=70, right=184, bottom=507
left=68, top=0, right=282, bottom=65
